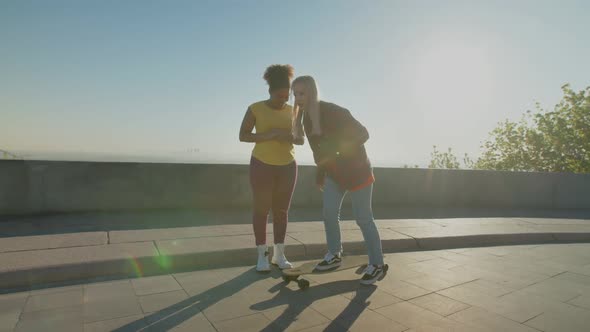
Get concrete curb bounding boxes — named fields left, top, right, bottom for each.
left=2, top=231, right=590, bottom=292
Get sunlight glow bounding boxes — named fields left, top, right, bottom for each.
left=410, top=39, right=496, bottom=113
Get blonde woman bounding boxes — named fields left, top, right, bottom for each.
left=292, top=75, right=386, bottom=285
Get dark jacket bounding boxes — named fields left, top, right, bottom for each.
left=303, top=101, right=374, bottom=191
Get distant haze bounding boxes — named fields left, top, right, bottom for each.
left=2, top=1, right=589, bottom=167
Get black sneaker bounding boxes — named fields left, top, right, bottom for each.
left=315, top=252, right=342, bottom=271
left=360, top=264, right=386, bottom=285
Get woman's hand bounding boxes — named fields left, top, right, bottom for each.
left=316, top=177, right=325, bottom=192
left=316, top=167, right=326, bottom=192
left=259, top=129, right=281, bottom=141
left=271, top=129, right=295, bottom=142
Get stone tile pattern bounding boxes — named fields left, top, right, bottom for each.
left=2, top=243, right=590, bottom=332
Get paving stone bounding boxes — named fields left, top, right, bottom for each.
left=83, top=282, right=142, bottom=323
left=201, top=295, right=262, bottom=323
left=139, top=290, right=189, bottom=313
left=568, top=294, right=590, bottom=309
left=84, top=314, right=146, bottom=332
left=213, top=313, right=279, bottom=332
left=15, top=305, right=83, bottom=332
left=410, top=293, right=470, bottom=316
left=24, top=289, right=83, bottom=312
left=331, top=309, right=408, bottom=331
left=341, top=286, right=404, bottom=309
left=525, top=302, right=590, bottom=332
left=0, top=292, right=28, bottom=331
left=131, top=275, right=183, bottom=296
left=0, top=232, right=107, bottom=253
left=84, top=280, right=136, bottom=302
left=448, top=306, right=539, bottom=332
left=262, top=306, right=330, bottom=332
left=375, top=301, right=470, bottom=331
left=309, top=294, right=367, bottom=320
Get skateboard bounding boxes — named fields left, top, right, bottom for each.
left=282, top=255, right=388, bottom=290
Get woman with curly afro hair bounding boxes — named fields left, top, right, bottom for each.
left=239, top=64, right=304, bottom=272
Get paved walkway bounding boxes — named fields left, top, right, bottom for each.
left=0, top=214, right=590, bottom=292
left=2, top=243, right=590, bottom=331
left=1, top=216, right=590, bottom=290
left=1, top=212, right=590, bottom=331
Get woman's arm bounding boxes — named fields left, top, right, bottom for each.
left=270, top=109, right=305, bottom=145
left=315, top=166, right=326, bottom=191
left=239, top=108, right=277, bottom=143
left=291, top=109, right=305, bottom=145
left=334, top=108, right=369, bottom=156
left=340, top=109, right=369, bottom=145
left=274, top=130, right=304, bottom=145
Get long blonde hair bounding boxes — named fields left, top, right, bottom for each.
left=292, top=76, right=321, bottom=136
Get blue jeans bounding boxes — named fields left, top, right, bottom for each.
left=323, top=176, right=384, bottom=266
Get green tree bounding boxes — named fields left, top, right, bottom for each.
left=475, top=84, right=590, bottom=173
left=0, top=149, right=21, bottom=159
left=428, top=84, right=590, bottom=173
left=429, top=145, right=461, bottom=169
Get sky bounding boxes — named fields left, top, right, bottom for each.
left=2, top=0, right=590, bottom=167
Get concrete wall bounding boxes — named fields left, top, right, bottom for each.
left=1, top=160, right=589, bottom=215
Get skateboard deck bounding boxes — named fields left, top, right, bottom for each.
left=282, top=255, right=387, bottom=289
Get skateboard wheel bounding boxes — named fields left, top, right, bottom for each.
left=297, top=279, right=310, bottom=290
left=283, top=275, right=297, bottom=283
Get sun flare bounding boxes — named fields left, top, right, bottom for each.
left=410, top=40, right=496, bottom=113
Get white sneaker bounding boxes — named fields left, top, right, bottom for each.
left=256, top=245, right=270, bottom=272
left=271, top=243, right=293, bottom=269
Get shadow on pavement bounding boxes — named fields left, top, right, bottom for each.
left=112, top=267, right=272, bottom=331
left=110, top=264, right=383, bottom=331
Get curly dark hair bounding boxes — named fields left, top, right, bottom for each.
left=263, top=64, right=294, bottom=91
